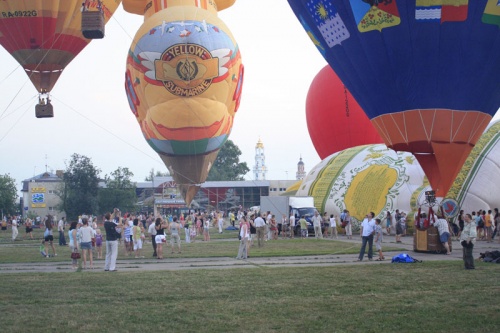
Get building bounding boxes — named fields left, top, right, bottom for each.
left=296, top=157, right=306, bottom=180
left=253, top=138, right=266, bottom=180
left=21, top=171, right=65, bottom=220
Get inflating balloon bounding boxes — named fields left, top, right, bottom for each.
left=124, top=0, right=243, bottom=204
left=0, top=0, right=122, bottom=117
left=295, top=120, right=500, bottom=229
left=307, top=65, right=382, bottom=159
left=287, top=0, right=500, bottom=197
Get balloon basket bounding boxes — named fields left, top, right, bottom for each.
left=35, top=102, right=53, bottom=118
left=413, top=226, right=452, bottom=254
left=81, top=11, right=105, bottom=39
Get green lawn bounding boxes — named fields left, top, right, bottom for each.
left=0, top=227, right=498, bottom=333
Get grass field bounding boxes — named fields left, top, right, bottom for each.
left=0, top=226, right=499, bottom=333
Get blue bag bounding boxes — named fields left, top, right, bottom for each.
left=391, top=253, right=422, bottom=263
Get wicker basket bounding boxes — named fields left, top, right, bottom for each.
left=35, top=102, right=54, bottom=118
left=414, top=226, right=453, bottom=253
left=81, top=11, right=105, bottom=39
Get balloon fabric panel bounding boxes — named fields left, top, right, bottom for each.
left=306, top=65, right=382, bottom=159
left=288, top=0, right=500, bottom=117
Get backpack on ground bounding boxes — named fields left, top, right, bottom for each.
left=391, top=253, right=422, bottom=263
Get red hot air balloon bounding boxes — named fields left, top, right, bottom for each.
left=306, top=65, right=382, bottom=159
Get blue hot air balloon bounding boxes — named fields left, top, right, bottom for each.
left=287, top=0, right=500, bottom=197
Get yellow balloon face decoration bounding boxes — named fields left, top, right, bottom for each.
left=0, top=0, right=122, bottom=93
left=125, top=1, right=243, bottom=195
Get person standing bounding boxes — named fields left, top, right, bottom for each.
left=11, top=217, right=18, bottom=242
left=155, top=217, right=167, bottom=259
left=329, top=214, right=338, bottom=239
left=312, top=211, right=323, bottom=239
left=344, top=211, right=352, bottom=239
left=270, top=215, right=278, bottom=240
left=385, top=211, right=392, bottom=235
left=169, top=216, right=182, bottom=254
left=104, top=212, right=122, bottom=271
left=266, top=211, right=272, bottom=241
left=229, top=210, right=236, bottom=228
left=183, top=215, right=191, bottom=244
left=431, top=215, right=452, bottom=255
left=322, top=212, right=329, bottom=238
left=44, top=215, right=57, bottom=257
left=493, top=208, right=499, bottom=242
left=68, top=222, right=80, bottom=269
left=236, top=215, right=250, bottom=259
left=460, top=213, right=477, bottom=270
left=148, top=217, right=157, bottom=257
left=457, top=210, right=465, bottom=239
left=289, top=213, right=296, bottom=239
left=248, top=213, right=256, bottom=249
left=217, top=211, right=224, bottom=234
left=277, top=214, right=284, bottom=237
left=299, top=216, right=308, bottom=239
left=203, top=217, right=211, bottom=242
left=24, top=218, right=33, bottom=240
left=132, top=218, right=143, bottom=258
left=79, top=217, right=94, bottom=269
left=254, top=213, right=266, bottom=247
left=484, top=210, right=493, bottom=243
left=358, top=212, right=376, bottom=261
left=281, top=214, right=288, bottom=239
left=58, top=217, right=67, bottom=246
left=374, top=218, right=385, bottom=260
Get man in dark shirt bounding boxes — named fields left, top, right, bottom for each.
left=104, top=212, right=122, bottom=272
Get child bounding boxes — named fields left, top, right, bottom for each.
left=374, top=218, right=385, bottom=261
left=190, top=223, right=197, bottom=242
left=132, top=218, right=144, bottom=258
left=95, top=229, right=103, bottom=259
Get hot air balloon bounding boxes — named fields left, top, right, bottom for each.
left=0, top=0, right=122, bottom=117
left=124, top=0, right=244, bottom=204
left=307, top=65, right=382, bottom=159
left=295, top=120, right=500, bottom=230
left=287, top=0, right=500, bottom=197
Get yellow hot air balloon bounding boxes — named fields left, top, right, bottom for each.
left=0, top=0, right=122, bottom=117
left=124, top=0, right=244, bottom=204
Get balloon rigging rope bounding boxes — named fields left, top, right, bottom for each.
left=0, top=95, right=36, bottom=144
left=52, top=95, right=162, bottom=165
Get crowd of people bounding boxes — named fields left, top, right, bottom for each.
left=2, top=205, right=498, bottom=271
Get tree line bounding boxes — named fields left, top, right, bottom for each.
left=0, top=140, right=249, bottom=219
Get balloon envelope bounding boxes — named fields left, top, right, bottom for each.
left=287, top=0, right=500, bottom=197
left=295, top=120, right=500, bottom=227
left=124, top=0, right=243, bottom=204
left=0, top=0, right=121, bottom=93
left=306, top=65, right=382, bottom=159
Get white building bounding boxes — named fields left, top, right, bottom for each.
left=253, top=138, right=267, bottom=180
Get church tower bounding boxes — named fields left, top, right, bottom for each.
left=296, top=156, right=306, bottom=180
left=253, top=138, right=266, bottom=180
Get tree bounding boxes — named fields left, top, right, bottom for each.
left=58, top=154, right=100, bottom=220
left=0, top=174, right=18, bottom=217
left=98, top=167, right=137, bottom=214
left=207, top=140, right=249, bottom=181
left=144, top=168, right=170, bottom=181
